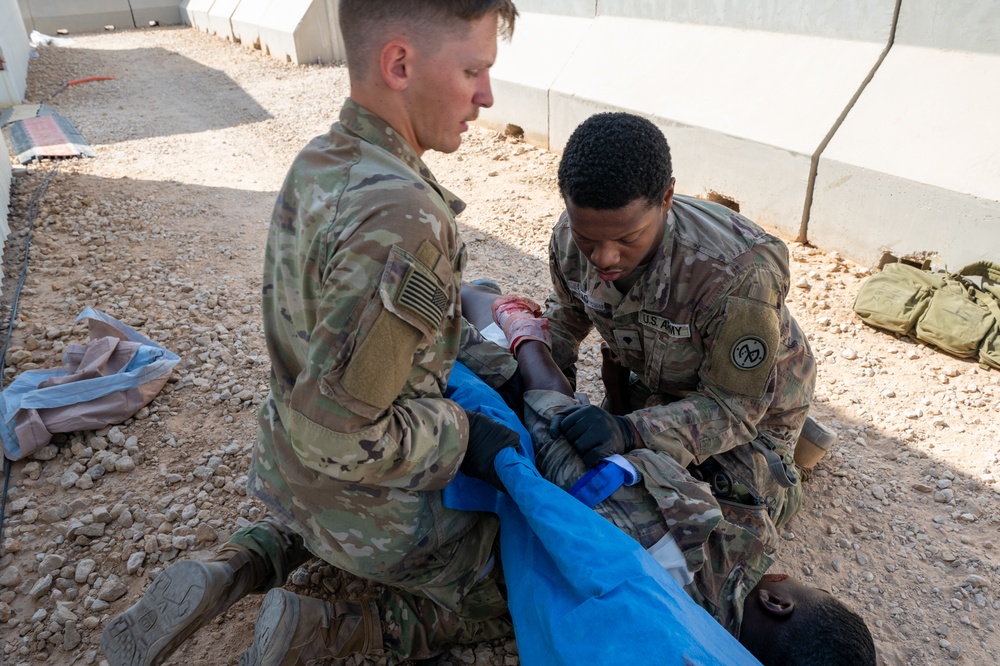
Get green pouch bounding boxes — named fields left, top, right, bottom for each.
left=914, top=283, right=994, bottom=358
left=958, top=262, right=1000, bottom=369
left=853, top=262, right=944, bottom=334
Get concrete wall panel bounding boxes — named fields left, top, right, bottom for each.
left=478, top=12, right=593, bottom=148
left=130, top=0, right=183, bottom=27
left=206, top=0, right=239, bottom=40
left=185, top=0, right=214, bottom=32
left=597, top=0, right=897, bottom=41
left=810, top=45, right=1000, bottom=269
left=258, top=0, right=342, bottom=65
left=231, top=0, right=271, bottom=50
left=27, top=0, right=134, bottom=33
left=2, top=0, right=31, bottom=106
left=893, top=0, right=1000, bottom=54
left=515, top=0, right=597, bottom=17
left=544, top=16, right=885, bottom=237
left=17, top=0, right=32, bottom=32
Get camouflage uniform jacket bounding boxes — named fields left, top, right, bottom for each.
left=544, top=195, right=816, bottom=515
left=250, top=100, right=503, bottom=610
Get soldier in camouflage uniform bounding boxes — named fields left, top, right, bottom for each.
left=467, top=285, right=875, bottom=664
left=102, top=3, right=521, bottom=665
left=539, top=111, right=817, bottom=627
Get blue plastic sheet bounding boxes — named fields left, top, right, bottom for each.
left=444, top=362, right=759, bottom=666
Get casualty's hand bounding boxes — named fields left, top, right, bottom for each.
left=548, top=405, right=637, bottom=467
left=461, top=410, right=521, bottom=493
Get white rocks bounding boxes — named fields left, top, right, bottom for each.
left=29, top=573, right=53, bottom=599
left=115, top=456, right=136, bottom=473
left=97, top=575, right=128, bottom=602
left=59, top=470, right=81, bottom=489
left=74, top=559, right=96, bottom=584
left=0, top=566, right=23, bottom=587
left=126, top=552, right=146, bottom=575
left=38, top=554, right=67, bottom=577
left=842, top=349, right=859, bottom=360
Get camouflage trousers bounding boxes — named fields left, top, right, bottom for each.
left=523, top=389, right=784, bottom=635
left=228, top=519, right=511, bottom=661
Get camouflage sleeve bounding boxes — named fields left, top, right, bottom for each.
left=543, top=230, right=594, bottom=371
left=456, top=318, right=519, bottom=389
left=627, top=265, right=786, bottom=466
left=283, top=207, right=469, bottom=492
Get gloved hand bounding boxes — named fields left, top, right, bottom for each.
left=548, top=405, right=636, bottom=467
left=461, top=410, right=521, bottom=493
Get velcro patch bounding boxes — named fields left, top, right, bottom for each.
left=707, top=298, right=779, bottom=398
left=397, top=267, right=448, bottom=332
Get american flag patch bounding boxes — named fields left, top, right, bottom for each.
left=397, top=267, right=447, bottom=330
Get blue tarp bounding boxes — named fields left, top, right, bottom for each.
left=443, top=362, right=759, bottom=666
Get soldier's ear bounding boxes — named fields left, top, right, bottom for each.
left=756, top=588, right=795, bottom=617
left=661, top=178, right=676, bottom=211
left=380, top=39, right=411, bottom=91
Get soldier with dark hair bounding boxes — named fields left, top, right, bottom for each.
left=534, top=110, right=820, bottom=634
left=102, top=3, right=521, bottom=665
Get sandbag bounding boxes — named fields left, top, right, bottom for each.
left=854, top=261, right=1000, bottom=368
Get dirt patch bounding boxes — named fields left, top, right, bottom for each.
left=1, top=26, right=997, bottom=666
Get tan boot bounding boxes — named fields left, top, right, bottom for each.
left=101, top=547, right=263, bottom=666
left=239, top=589, right=383, bottom=666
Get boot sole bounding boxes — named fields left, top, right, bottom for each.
left=100, top=560, right=225, bottom=666
left=240, top=588, right=299, bottom=666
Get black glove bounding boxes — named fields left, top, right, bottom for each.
left=461, top=410, right=520, bottom=493
left=548, top=405, right=636, bottom=468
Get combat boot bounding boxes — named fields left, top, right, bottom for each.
left=239, top=588, right=382, bottom=666
left=101, top=546, right=265, bottom=666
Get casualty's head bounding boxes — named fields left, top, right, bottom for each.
left=557, top=112, right=674, bottom=283
left=739, top=573, right=877, bottom=666
left=338, top=0, right=518, bottom=155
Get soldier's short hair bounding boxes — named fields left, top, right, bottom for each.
left=558, top=112, right=673, bottom=211
left=339, top=0, right=517, bottom=77
left=742, top=591, right=877, bottom=666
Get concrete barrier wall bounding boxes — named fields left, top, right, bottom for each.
left=257, top=0, right=341, bottom=65
left=129, top=0, right=182, bottom=27
left=2, top=0, right=31, bottom=106
left=808, top=0, right=1000, bottom=269
left=16, top=0, right=32, bottom=33
left=230, top=0, right=269, bottom=51
left=10, top=0, right=996, bottom=269
left=2, top=0, right=30, bottom=270
left=477, top=0, right=997, bottom=270
left=26, top=0, right=135, bottom=33
left=207, top=0, right=240, bottom=41
left=185, top=0, right=213, bottom=33
left=18, top=0, right=183, bottom=32
left=481, top=4, right=896, bottom=242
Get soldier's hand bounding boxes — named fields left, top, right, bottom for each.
left=461, top=410, right=521, bottom=493
left=548, top=405, right=636, bottom=467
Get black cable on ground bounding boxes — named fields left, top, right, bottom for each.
left=0, top=163, right=60, bottom=557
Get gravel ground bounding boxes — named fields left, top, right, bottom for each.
left=1, top=26, right=998, bottom=666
